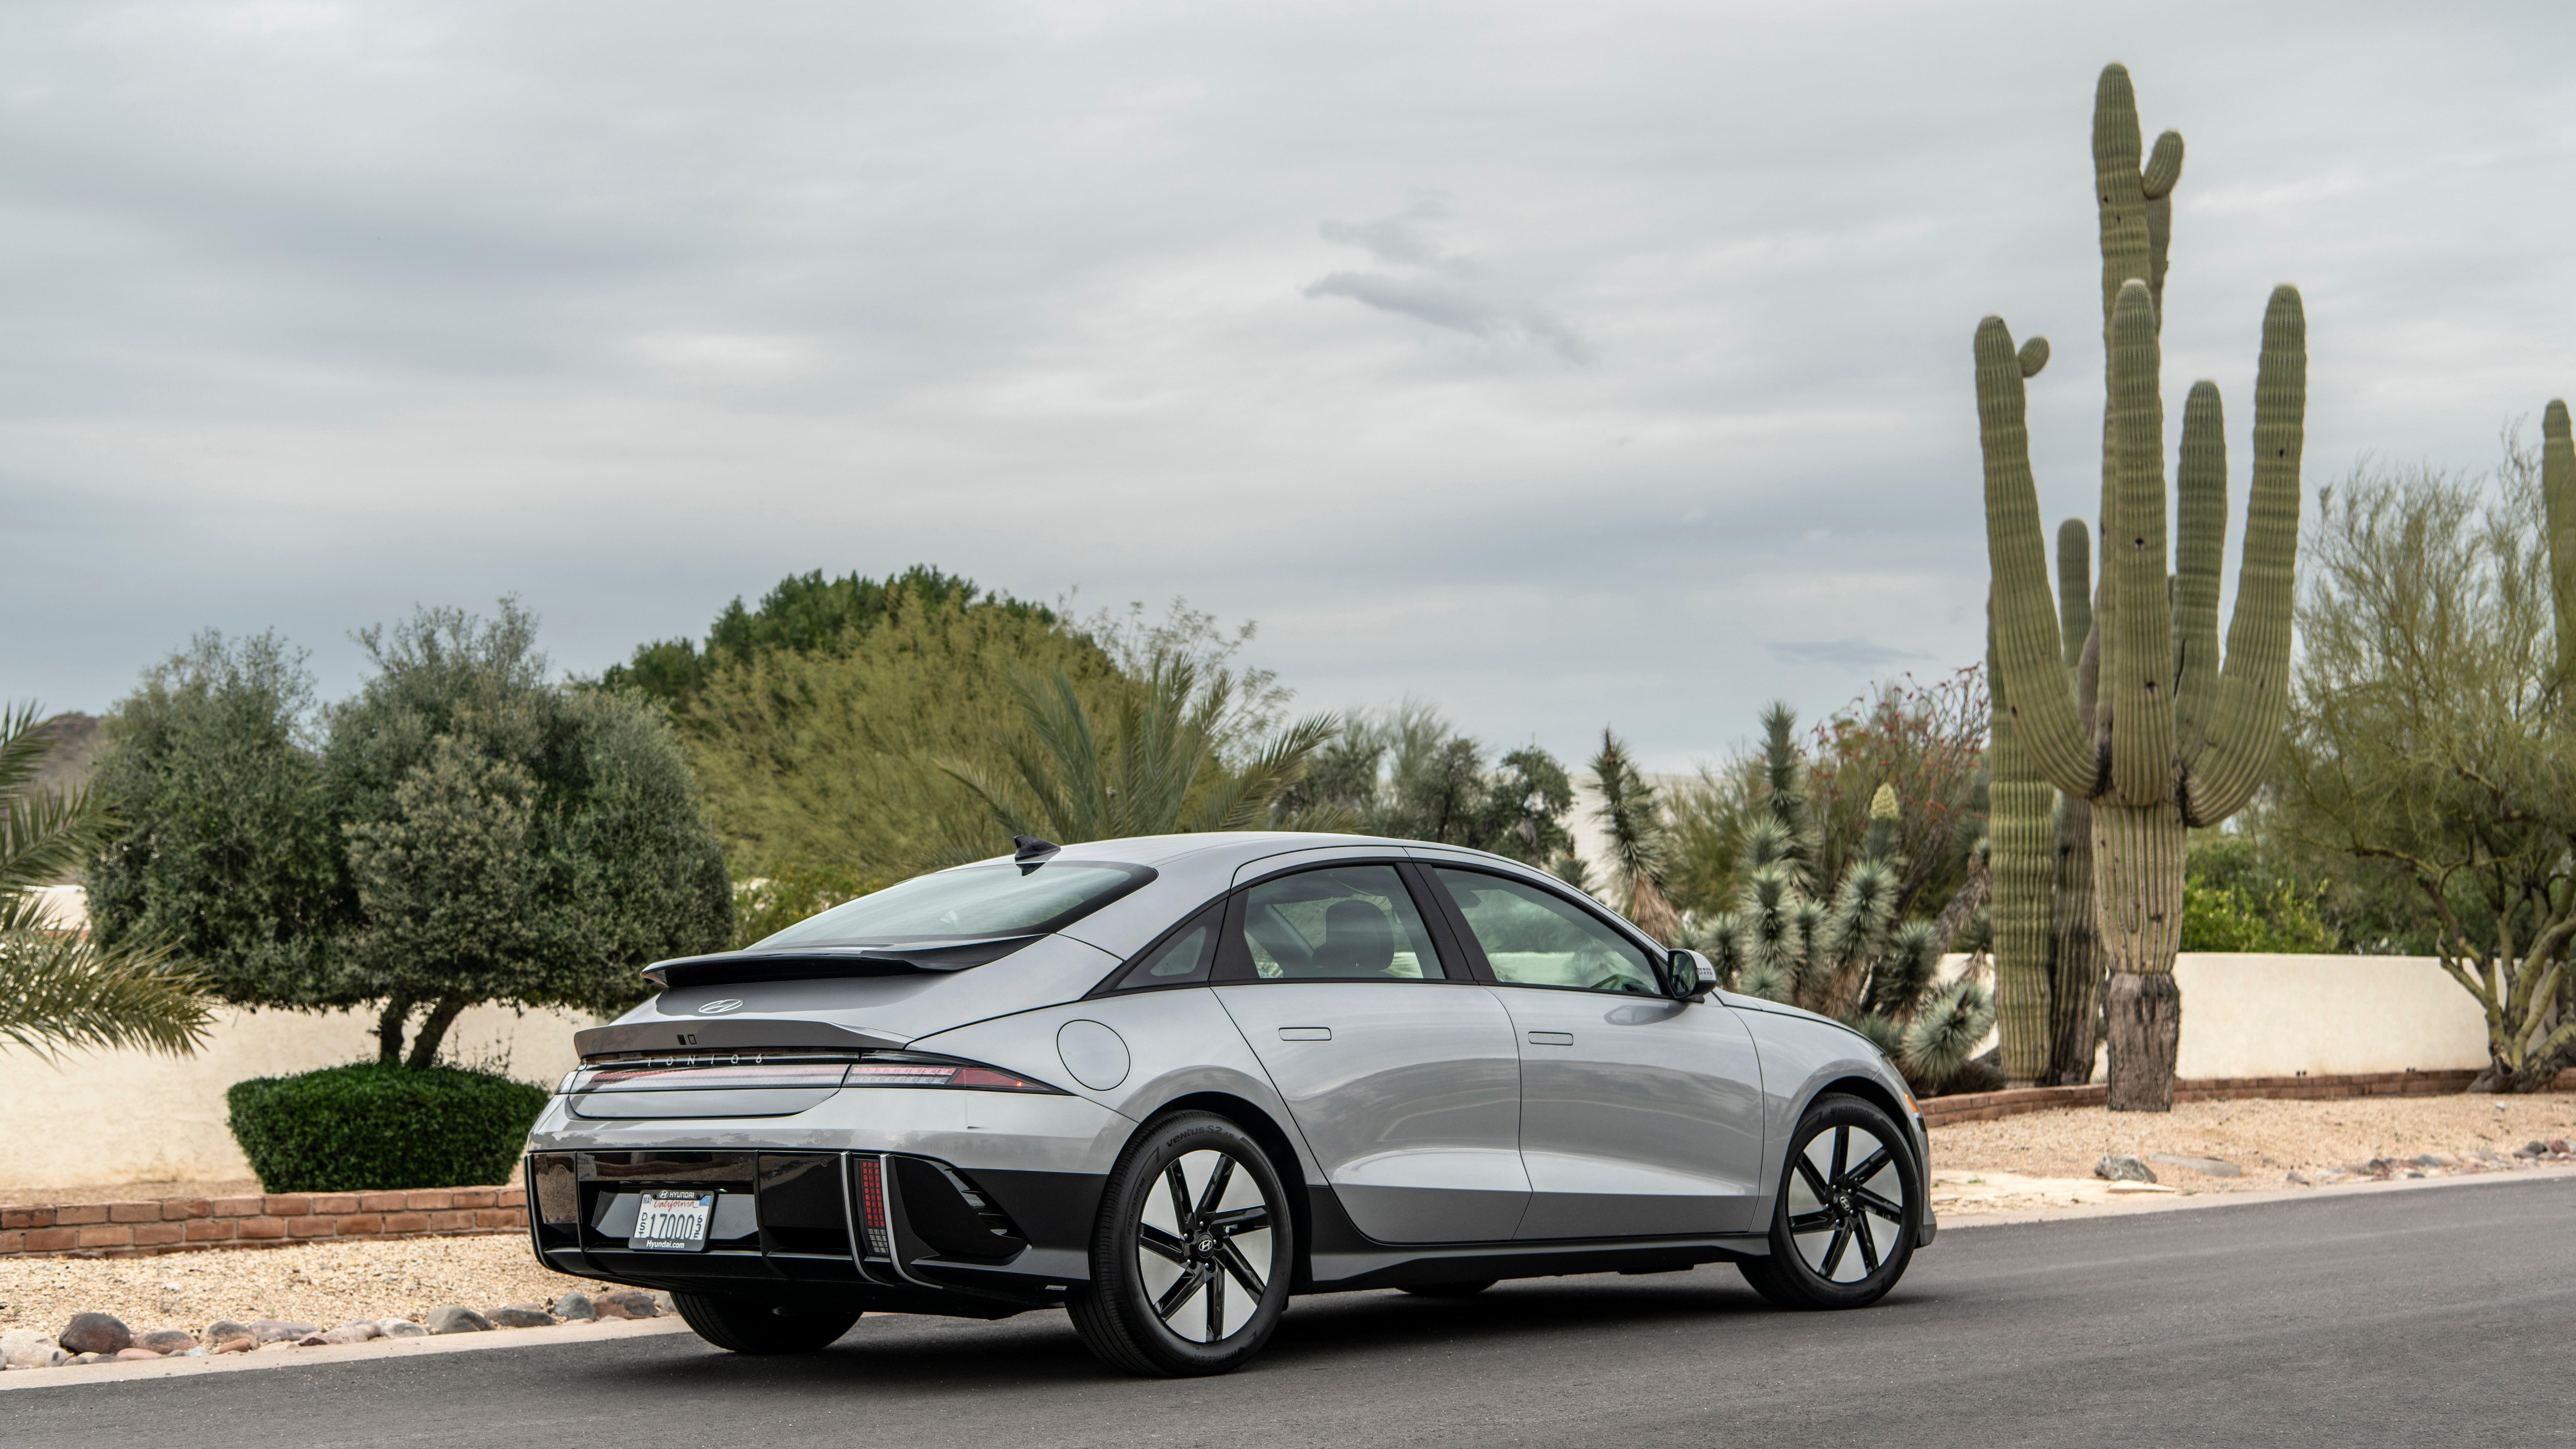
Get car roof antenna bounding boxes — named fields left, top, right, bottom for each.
left=1013, top=835, right=1062, bottom=869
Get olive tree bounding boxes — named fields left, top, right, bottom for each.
left=92, top=603, right=734, bottom=1067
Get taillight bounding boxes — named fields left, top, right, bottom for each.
left=854, top=1157, right=891, bottom=1257
left=841, top=1058, right=1053, bottom=1092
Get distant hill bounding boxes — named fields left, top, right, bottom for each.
left=30, top=712, right=103, bottom=798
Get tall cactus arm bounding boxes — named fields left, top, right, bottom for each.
left=2171, top=381, right=2228, bottom=775
left=2141, top=130, right=2183, bottom=315
left=2543, top=399, right=2576, bottom=684
left=2184, top=285, right=2308, bottom=825
left=2092, top=64, right=2151, bottom=329
left=1988, top=594, right=2058, bottom=1081
left=1979, top=315, right=2096, bottom=797
left=2057, top=520, right=2093, bottom=671
left=2102, top=280, right=2175, bottom=806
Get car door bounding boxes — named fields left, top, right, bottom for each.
left=1211, top=861, right=1530, bottom=1245
left=1423, top=865, right=1767, bottom=1239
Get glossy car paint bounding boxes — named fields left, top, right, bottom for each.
left=523, top=831, right=1933, bottom=1312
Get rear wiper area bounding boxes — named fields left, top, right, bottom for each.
left=643, top=934, right=1043, bottom=990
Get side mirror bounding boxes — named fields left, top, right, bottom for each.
left=1666, top=949, right=1716, bottom=1003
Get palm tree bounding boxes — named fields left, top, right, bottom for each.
left=1589, top=728, right=1681, bottom=945
left=938, top=652, right=1339, bottom=853
left=0, top=704, right=212, bottom=1058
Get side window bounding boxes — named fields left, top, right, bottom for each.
left=1433, top=868, right=1660, bottom=996
left=1114, top=903, right=1222, bottom=989
left=1229, top=865, right=1447, bottom=981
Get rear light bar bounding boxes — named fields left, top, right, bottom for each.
left=558, top=1051, right=1060, bottom=1096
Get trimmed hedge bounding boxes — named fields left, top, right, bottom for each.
left=226, top=1062, right=550, bottom=1193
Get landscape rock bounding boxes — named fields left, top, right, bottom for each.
left=70, top=1352, right=108, bottom=1365
left=2518, top=1141, right=2549, bottom=1157
left=113, top=1348, right=162, bottom=1362
left=554, top=1292, right=596, bottom=1322
left=1, top=1330, right=64, bottom=1369
left=249, top=1318, right=319, bottom=1344
left=376, top=1319, right=429, bottom=1339
left=138, top=1329, right=198, bottom=1355
left=58, top=1312, right=133, bottom=1356
left=2093, top=1154, right=2158, bottom=1184
left=205, top=1320, right=251, bottom=1344
left=319, top=1323, right=379, bottom=1345
left=490, top=1304, right=558, bottom=1329
left=211, top=1338, right=252, bottom=1354
left=428, top=1305, right=494, bottom=1335
left=593, top=1289, right=661, bottom=1320
left=2148, top=1153, right=2242, bottom=1178
left=2284, top=1170, right=2309, bottom=1185
left=2550, top=1139, right=2572, bottom=1155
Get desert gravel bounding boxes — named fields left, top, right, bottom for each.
left=1928, top=1091, right=2576, bottom=1213
left=0, top=1234, right=606, bottom=1341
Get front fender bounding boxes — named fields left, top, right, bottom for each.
left=1731, top=1004, right=1933, bottom=1243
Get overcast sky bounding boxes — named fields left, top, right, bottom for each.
left=8, top=0, right=2575, bottom=770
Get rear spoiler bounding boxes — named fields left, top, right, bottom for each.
left=641, top=935, right=1042, bottom=990
left=573, top=1017, right=910, bottom=1059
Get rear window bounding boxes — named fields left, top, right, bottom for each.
left=752, top=861, right=1153, bottom=948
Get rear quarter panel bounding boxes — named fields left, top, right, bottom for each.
left=901, top=987, right=1321, bottom=1185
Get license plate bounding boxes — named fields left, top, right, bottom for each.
left=631, top=1190, right=715, bottom=1252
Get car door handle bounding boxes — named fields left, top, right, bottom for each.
left=1277, top=1027, right=1332, bottom=1042
left=1525, top=1031, right=1574, bottom=1046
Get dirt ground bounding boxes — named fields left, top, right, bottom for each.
left=1929, top=1092, right=2576, bottom=1214
left=0, top=1234, right=602, bottom=1342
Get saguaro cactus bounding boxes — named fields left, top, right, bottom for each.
left=2545, top=400, right=2576, bottom=680
left=1979, top=277, right=2305, bottom=1110
left=2046, top=521, right=2104, bottom=1087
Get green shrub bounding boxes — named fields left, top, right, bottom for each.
left=226, top=1062, right=549, bottom=1192
left=2179, top=879, right=2336, bottom=954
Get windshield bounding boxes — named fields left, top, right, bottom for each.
left=751, top=861, right=1153, bottom=948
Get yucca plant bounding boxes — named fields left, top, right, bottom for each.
left=0, top=703, right=212, bottom=1059
left=1588, top=729, right=1681, bottom=945
left=1693, top=706, right=1997, bottom=1092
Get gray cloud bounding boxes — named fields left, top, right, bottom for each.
left=1767, top=637, right=1924, bottom=671
left=1305, top=201, right=1593, bottom=363
left=4, top=2, right=2575, bottom=776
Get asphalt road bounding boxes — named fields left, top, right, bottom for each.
left=17, top=1176, right=2575, bottom=1448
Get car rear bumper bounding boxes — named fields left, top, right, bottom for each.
left=521, top=1088, right=1127, bottom=1315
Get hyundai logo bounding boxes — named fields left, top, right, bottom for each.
left=695, top=998, right=745, bottom=1015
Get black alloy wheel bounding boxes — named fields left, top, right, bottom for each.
left=1738, top=1092, right=1919, bottom=1310
left=672, top=1292, right=865, bottom=1353
left=1398, top=1280, right=1497, bottom=1299
left=1069, top=1111, right=1292, bottom=1376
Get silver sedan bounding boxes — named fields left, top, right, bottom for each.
left=523, top=832, right=1934, bottom=1376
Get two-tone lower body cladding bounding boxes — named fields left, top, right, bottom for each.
left=522, top=1085, right=1132, bottom=1317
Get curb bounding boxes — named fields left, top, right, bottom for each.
left=0, top=1314, right=696, bottom=1391
left=1939, top=1160, right=2576, bottom=1230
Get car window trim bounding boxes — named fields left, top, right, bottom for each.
left=1087, top=897, right=1228, bottom=998
left=1415, top=862, right=1676, bottom=997
left=1208, top=857, right=1465, bottom=985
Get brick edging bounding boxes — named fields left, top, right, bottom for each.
left=0, top=1185, right=526, bottom=1259
left=1921, top=1067, right=2576, bottom=1129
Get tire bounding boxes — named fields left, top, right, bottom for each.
left=1398, top=1280, right=1497, bottom=1299
left=673, top=1292, right=865, bottom=1354
left=1736, top=1092, right=1920, bottom=1310
left=1068, top=1111, right=1293, bottom=1377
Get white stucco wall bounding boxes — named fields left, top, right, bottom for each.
left=0, top=1004, right=598, bottom=1193
left=1945, top=952, right=2492, bottom=1080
